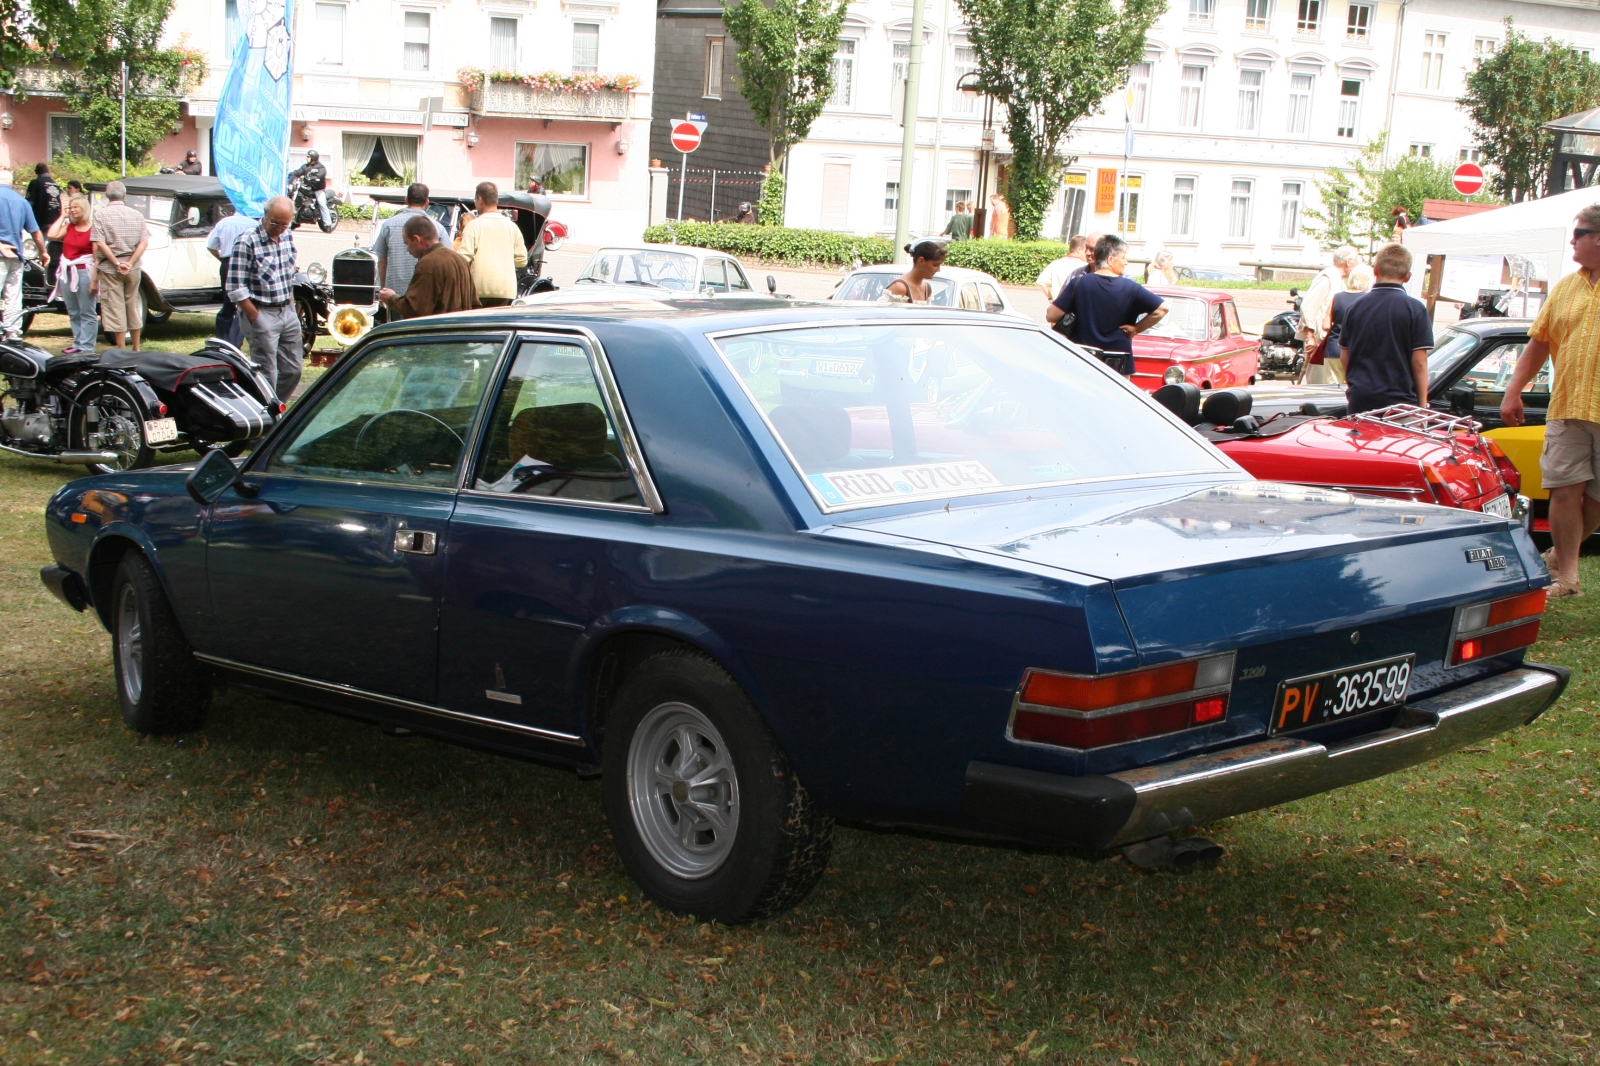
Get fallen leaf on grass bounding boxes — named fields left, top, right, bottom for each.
left=381, top=1030, right=416, bottom=1047
left=409, top=972, right=431, bottom=985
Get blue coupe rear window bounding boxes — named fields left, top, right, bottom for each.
left=713, top=322, right=1229, bottom=512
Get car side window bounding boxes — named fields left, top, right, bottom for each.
left=703, top=258, right=728, bottom=293
left=1210, top=304, right=1225, bottom=339
left=726, top=260, right=753, bottom=291
left=265, top=338, right=504, bottom=486
left=1222, top=300, right=1242, bottom=336
left=959, top=283, right=982, bottom=310
left=978, top=282, right=1004, bottom=313
left=1464, top=342, right=1553, bottom=394
left=473, top=341, right=644, bottom=507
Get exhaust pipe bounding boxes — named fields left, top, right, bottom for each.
left=51, top=451, right=122, bottom=464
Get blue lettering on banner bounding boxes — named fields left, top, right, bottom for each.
left=214, top=0, right=296, bottom=217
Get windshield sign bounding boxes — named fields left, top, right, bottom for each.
left=713, top=322, right=1228, bottom=512
left=581, top=249, right=699, bottom=292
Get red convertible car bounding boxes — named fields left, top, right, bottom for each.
left=1154, top=383, right=1523, bottom=520
left=1131, top=288, right=1259, bottom=392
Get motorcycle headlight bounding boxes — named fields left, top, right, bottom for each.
left=1163, top=366, right=1186, bottom=386
left=306, top=261, right=328, bottom=286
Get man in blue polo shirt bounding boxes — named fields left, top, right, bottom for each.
left=1340, top=243, right=1433, bottom=414
left=1044, top=234, right=1168, bottom=375
left=0, top=169, right=49, bottom=341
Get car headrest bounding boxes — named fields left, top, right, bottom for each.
left=508, top=403, right=608, bottom=466
left=1152, top=382, right=1203, bottom=425
left=1201, top=388, right=1253, bottom=426
left=768, top=405, right=852, bottom=464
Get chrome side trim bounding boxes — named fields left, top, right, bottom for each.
left=194, top=653, right=586, bottom=747
left=1105, top=666, right=1564, bottom=846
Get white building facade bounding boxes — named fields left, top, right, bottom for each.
left=783, top=0, right=1600, bottom=270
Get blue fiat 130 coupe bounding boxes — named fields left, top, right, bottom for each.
left=39, top=301, right=1567, bottom=921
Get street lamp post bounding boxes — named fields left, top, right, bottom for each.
left=957, top=73, right=994, bottom=239
left=891, top=0, right=926, bottom=264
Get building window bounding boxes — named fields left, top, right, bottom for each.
left=1177, top=65, right=1205, bottom=129
left=1236, top=68, right=1263, bottom=131
left=1171, top=175, right=1195, bottom=237
left=490, top=17, right=518, bottom=71
left=1337, top=79, right=1360, bottom=138
left=225, top=0, right=243, bottom=55
left=515, top=142, right=588, bottom=197
left=1410, top=142, right=1433, bottom=157
left=1118, top=177, right=1141, bottom=236
left=49, top=115, right=88, bottom=160
left=1279, top=181, right=1302, bottom=240
left=1188, top=0, right=1215, bottom=27
left=313, top=3, right=345, bottom=65
left=1421, top=32, right=1446, bottom=89
left=572, top=22, right=599, bottom=73
left=1228, top=179, right=1253, bottom=239
left=1060, top=177, right=1087, bottom=241
left=883, top=179, right=899, bottom=229
left=1127, top=62, right=1151, bottom=123
left=1287, top=73, right=1313, bottom=134
left=1346, top=3, right=1371, bottom=42
left=950, top=43, right=977, bottom=114
left=1244, top=0, right=1272, bottom=32
left=829, top=38, right=856, bottom=107
left=1580, top=48, right=1594, bottom=62
left=1473, top=37, right=1497, bottom=64
left=945, top=183, right=973, bottom=213
left=402, top=11, right=430, bottom=72
left=1296, top=0, right=1321, bottom=36
left=703, top=36, right=724, bottom=98
left=1459, top=147, right=1482, bottom=163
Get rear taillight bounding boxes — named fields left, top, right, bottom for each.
left=1010, top=653, right=1235, bottom=750
left=1482, top=438, right=1522, bottom=494
left=1450, top=589, right=1545, bottom=666
left=1423, top=463, right=1465, bottom=505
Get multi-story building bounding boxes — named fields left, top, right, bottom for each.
left=774, top=0, right=1600, bottom=269
left=0, top=0, right=658, bottom=244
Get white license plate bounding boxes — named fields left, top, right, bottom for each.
left=1481, top=494, right=1513, bottom=518
left=143, top=418, right=178, bottom=444
left=812, top=359, right=864, bottom=377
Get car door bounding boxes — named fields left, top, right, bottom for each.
left=439, top=333, right=659, bottom=740
left=702, top=257, right=729, bottom=294
left=725, top=259, right=754, bottom=294
left=1443, top=338, right=1551, bottom=428
left=203, top=333, right=508, bottom=703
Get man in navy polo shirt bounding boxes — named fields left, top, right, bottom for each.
left=1339, top=243, right=1433, bottom=414
left=1044, top=234, right=1168, bottom=374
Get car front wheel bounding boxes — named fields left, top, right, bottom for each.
left=111, top=552, right=211, bottom=734
left=601, top=648, right=833, bottom=923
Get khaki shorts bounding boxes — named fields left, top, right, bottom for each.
left=1539, top=418, right=1600, bottom=501
left=96, top=266, right=142, bottom=334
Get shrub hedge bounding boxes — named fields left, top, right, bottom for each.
left=642, top=223, right=893, bottom=267
left=641, top=224, right=1075, bottom=284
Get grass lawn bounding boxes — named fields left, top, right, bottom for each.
left=0, top=444, right=1596, bottom=1064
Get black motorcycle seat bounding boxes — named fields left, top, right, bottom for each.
left=98, top=349, right=237, bottom=393
left=42, top=352, right=100, bottom=379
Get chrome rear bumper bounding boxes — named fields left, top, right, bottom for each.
left=962, top=665, right=1567, bottom=850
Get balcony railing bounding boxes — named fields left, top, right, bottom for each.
left=11, top=66, right=70, bottom=95
left=469, top=83, right=632, bottom=121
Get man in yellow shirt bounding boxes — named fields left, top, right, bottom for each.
left=1502, top=205, right=1600, bottom=598
left=457, top=182, right=527, bottom=307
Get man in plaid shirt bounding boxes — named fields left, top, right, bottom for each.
left=226, top=196, right=302, bottom=402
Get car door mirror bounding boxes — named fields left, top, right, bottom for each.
left=1447, top=383, right=1477, bottom=417
left=767, top=274, right=777, bottom=294
left=186, top=447, right=242, bottom=505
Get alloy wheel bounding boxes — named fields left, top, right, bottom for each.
left=116, top=583, right=144, bottom=706
left=627, top=701, right=741, bottom=879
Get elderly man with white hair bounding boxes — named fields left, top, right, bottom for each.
left=1298, top=244, right=1359, bottom=384
left=226, top=196, right=303, bottom=403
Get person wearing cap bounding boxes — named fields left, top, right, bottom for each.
left=287, top=149, right=331, bottom=228
left=180, top=151, right=202, bottom=176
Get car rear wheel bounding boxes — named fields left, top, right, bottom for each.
left=601, top=648, right=833, bottom=923
left=111, top=552, right=210, bottom=734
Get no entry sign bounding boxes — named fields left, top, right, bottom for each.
left=1453, top=161, right=1485, bottom=196
left=671, top=120, right=705, bottom=154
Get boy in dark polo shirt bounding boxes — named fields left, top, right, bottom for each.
left=1340, top=243, right=1434, bottom=414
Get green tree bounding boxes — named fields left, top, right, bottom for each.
left=1461, top=18, right=1600, bottom=202
left=955, top=0, right=1162, bottom=241
left=25, top=0, right=204, bottom=164
left=757, top=165, right=786, bottom=225
left=0, top=0, right=30, bottom=95
left=722, top=0, right=849, bottom=168
left=1303, top=135, right=1499, bottom=253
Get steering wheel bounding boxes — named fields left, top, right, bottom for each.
left=353, top=408, right=464, bottom=473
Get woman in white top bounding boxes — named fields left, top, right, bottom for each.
left=1144, top=249, right=1179, bottom=287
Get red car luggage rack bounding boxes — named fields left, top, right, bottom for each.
left=1351, top=404, right=1483, bottom=440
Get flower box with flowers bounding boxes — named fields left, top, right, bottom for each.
left=460, top=69, right=640, bottom=121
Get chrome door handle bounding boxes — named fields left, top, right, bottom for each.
left=394, top=529, right=437, bottom=555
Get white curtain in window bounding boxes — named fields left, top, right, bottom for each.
left=490, top=17, right=518, bottom=70
left=342, top=133, right=378, bottom=182
left=380, top=136, right=419, bottom=182
left=517, top=143, right=587, bottom=195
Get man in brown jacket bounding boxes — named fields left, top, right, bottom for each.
left=377, top=213, right=478, bottom=319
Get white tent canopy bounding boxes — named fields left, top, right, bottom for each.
left=1400, top=185, right=1600, bottom=290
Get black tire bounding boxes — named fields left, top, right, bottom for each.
left=318, top=219, right=338, bottom=234
left=69, top=379, right=156, bottom=474
left=143, top=305, right=171, bottom=328
left=601, top=649, right=833, bottom=923
left=110, top=552, right=210, bottom=735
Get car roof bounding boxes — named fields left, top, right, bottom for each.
left=585, top=244, right=739, bottom=263
left=1440, top=316, right=1534, bottom=337
left=85, top=174, right=228, bottom=199
left=367, top=189, right=550, bottom=213
left=844, top=265, right=1002, bottom=285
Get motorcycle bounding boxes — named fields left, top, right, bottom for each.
left=1256, top=288, right=1305, bottom=380
left=0, top=337, right=282, bottom=475
left=1457, top=288, right=1511, bottom=320
left=290, top=179, right=343, bottom=234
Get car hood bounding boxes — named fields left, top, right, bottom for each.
left=832, top=479, right=1534, bottom=661
left=1133, top=335, right=1211, bottom=360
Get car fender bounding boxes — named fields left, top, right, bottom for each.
left=83, top=523, right=181, bottom=632
left=138, top=271, right=175, bottom=315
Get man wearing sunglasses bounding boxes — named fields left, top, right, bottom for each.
left=1501, top=207, right=1600, bottom=599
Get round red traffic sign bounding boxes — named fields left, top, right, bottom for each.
left=1453, top=162, right=1485, bottom=196
left=671, top=121, right=703, bottom=153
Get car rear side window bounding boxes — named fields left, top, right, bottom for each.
left=1222, top=300, right=1241, bottom=335
left=835, top=274, right=956, bottom=306
left=266, top=338, right=503, bottom=486
left=978, top=282, right=1004, bottom=313
left=703, top=258, right=728, bottom=293
left=472, top=340, right=644, bottom=507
